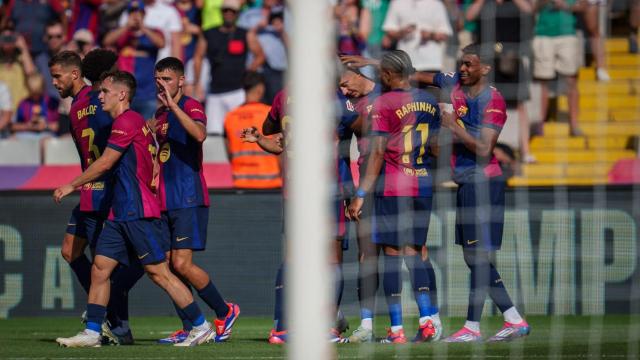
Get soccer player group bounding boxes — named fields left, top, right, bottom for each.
left=49, top=42, right=530, bottom=348
left=245, top=45, right=531, bottom=344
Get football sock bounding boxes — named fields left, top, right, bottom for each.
left=86, top=303, right=106, bottom=333
left=464, top=250, right=490, bottom=322
left=383, top=254, right=403, bottom=328
left=107, top=262, right=144, bottom=329
left=405, top=254, right=432, bottom=318
left=69, top=254, right=92, bottom=294
left=361, top=318, right=373, bottom=330
left=173, top=301, right=193, bottom=331
left=503, top=307, right=524, bottom=324
left=197, top=281, right=228, bottom=319
left=181, top=301, right=205, bottom=327
left=357, top=251, right=378, bottom=322
left=423, top=257, right=439, bottom=314
left=464, top=320, right=480, bottom=333
left=488, top=262, right=515, bottom=313
left=274, top=264, right=286, bottom=332
left=334, top=264, right=344, bottom=308
left=391, top=325, right=403, bottom=333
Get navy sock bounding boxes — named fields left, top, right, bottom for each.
left=423, top=257, right=439, bottom=314
left=488, top=263, right=514, bottom=313
left=197, top=281, right=228, bottom=319
left=69, top=254, right=92, bottom=294
left=86, top=303, right=106, bottom=333
left=107, top=262, right=145, bottom=328
left=383, top=254, right=403, bottom=327
left=406, top=254, right=432, bottom=317
left=173, top=301, right=193, bottom=331
left=274, top=264, right=286, bottom=332
left=464, top=250, right=490, bottom=322
left=181, top=301, right=205, bottom=327
left=334, top=264, right=344, bottom=308
left=357, top=254, right=378, bottom=318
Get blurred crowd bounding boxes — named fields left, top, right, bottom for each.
left=0, top=0, right=638, bottom=168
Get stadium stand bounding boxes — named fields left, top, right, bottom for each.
left=43, top=137, right=78, bottom=165
left=0, top=138, right=41, bottom=165
left=510, top=37, right=640, bottom=187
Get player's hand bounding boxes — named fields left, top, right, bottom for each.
left=347, top=197, right=364, bottom=222
left=441, top=110, right=457, bottom=130
left=53, top=184, right=75, bottom=204
left=240, top=126, right=261, bottom=143
left=156, top=79, right=175, bottom=109
left=339, top=54, right=376, bottom=68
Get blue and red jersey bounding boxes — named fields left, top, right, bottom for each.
left=69, top=86, right=113, bottom=214
left=116, top=30, right=163, bottom=101
left=154, top=96, right=209, bottom=211
left=433, top=72, right=507, bottom=184
left=353, top=83, right=382, bottom=166
left=68, top=0, right=100, bottom=40
left=106, top=109, right=161, bottom=221
left=177, top=5, right=200, bottom=63
left=16, top=95, right=59, bottom=125
left=335, top=90, right=359, bottom=198
left=370, top=88, right=440, bottom=197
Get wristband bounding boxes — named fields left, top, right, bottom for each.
left=356, top=188, right=366, bottom=198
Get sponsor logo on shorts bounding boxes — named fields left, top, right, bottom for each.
left=138, top=252, right=149, bottom=260
left=176, top=236, right=189, bottom=242
left=467, top=239, right=479, bottom=245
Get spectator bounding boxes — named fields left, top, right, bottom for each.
left=118, top=0, right=183, bottom=60
left=67, top=0, right=102, bottom=41
left=66, top=29, right=97, bottom=58
left=201, top=0, right=224, bottom=31
left=194, top=0, right=264, bottom=135
left=382, top=0, right=452, bottom=85
left=2, top=0, right=58, bottom=57
left=97, top=0, right=128, bottom=44
left=176, top=0, right=202, bottom=64
left=104, top=0, right=165, bottom=119
left=0, top=80, right=12, bottom=138
left=466, top=0, right=536, bottom=163
left=582, top=0, right=610, bottom=81
left=360, top=0, right=390, bottom=59
left=240, top=1, right=288, bottom=104
left=224, top=71, right=282, bottom=189
left=334, top=0, right=369, bottom=56
left=11, top=73, right=59, bottom=140
left=533, top=0, right=584, bottom=136
left=35, top=20, right=66, bottom=101
left=0, top=28, right=35, bottom=110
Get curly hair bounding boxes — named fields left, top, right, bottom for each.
left=81, top=48, right=118, bottom=83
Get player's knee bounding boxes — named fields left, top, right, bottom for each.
left=170, top=256, right=192, bottom=275
left=90, top=262, right=110, bottom=283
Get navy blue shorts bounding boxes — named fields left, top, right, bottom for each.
left=96, top=219, right=168, bottom=266
left=372, top=196, right=433, bottom=247
left=455, top=180, right=505, bottom=251
left=66, top=205, right=105, bottom=248
left=161, top=206, right=209, bottom=251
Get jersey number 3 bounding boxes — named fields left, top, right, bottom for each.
left=81, top=128, right=101, bottom=165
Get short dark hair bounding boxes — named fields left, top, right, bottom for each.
left=242, top=71, right=264, bottom=91
left=461, top=43, right=494, bottom=65
left=380, top=50, right=415, bottom=77
left=48, top=50, right=82, bottom=71
left=155, top=56, right=184, bottom=75
left=45, top=19, right=63, bottom=31
left=100, top=70, right=137, bottom=102
left=82, top=48, right=118, bottom=83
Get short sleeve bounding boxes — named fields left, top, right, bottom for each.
left=269, top=91, right=284, bottom=122
left=185, top=99, right=207, bottom=125
left=107, top=114, right=137, bottom=152
left=370, top=98, right=389, bottom=136
left=433, top=72, right=459, bottom=89
left=482, top=92, right=507, bottom=131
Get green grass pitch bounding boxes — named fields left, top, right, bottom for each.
left=1, top=315, right=638, bottom=359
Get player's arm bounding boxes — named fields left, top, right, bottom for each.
left=349, top=114, right=364, bottom=137
left=241, top=126, right=284, bottom=155
left=340, top=54, right=380, bottom=69
left=411, top=72, right=437, bottom=85
left=157, top=80, right=206, bottom=142
left=442, top=110, right=498, bottom=157
left=53, top=148, right=123, bottom=203
left=347, top=135, right=386, bottom=221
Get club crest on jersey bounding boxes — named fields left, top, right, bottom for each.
left=366, top=104, right=373, bottom=114
left=456, top=105, right=468, bottom=118
left=161, top=123, right=168, bottom=135
left=346, top=100, right=355, bottom=112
